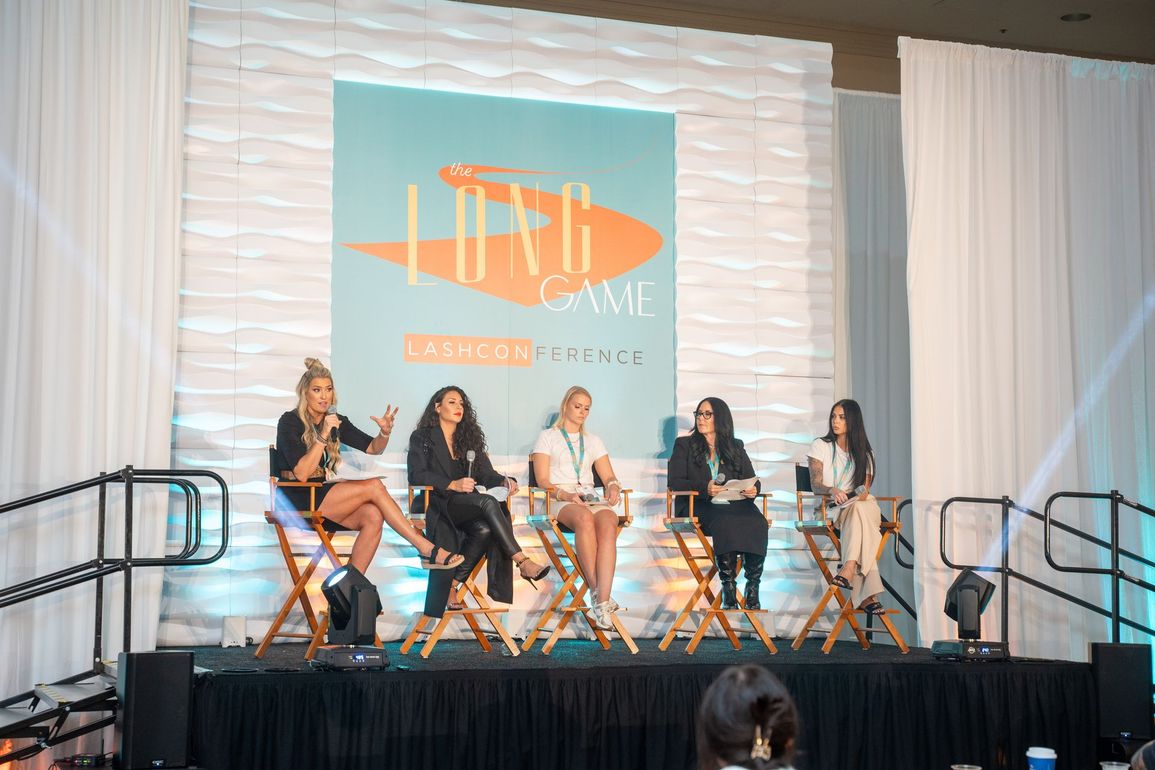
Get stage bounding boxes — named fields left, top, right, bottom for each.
left=186, top=638, right=1095, bottom=770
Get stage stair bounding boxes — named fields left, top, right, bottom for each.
left=0, top=668, right=118, bottom=764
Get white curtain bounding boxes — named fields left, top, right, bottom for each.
left=832, top=89, right=915, bottom=642
left=0, top=0, right=187, bottom=712
left=900, top=38, right=1155, bottom=658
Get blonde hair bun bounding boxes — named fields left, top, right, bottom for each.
left=303, top=357, right=326, bottom=371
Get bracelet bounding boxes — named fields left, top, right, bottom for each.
left=378, top=430, right=391, bottom=438
left=606, top=479, right=621, bottom=489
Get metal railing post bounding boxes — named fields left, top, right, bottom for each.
left=122, top=465, right=134, bottom=653
left=1001, top=495, right=1011, bottom=644
left=94, top=476, right=107, bottom=667
left=1111, top=489, right=1121, bottom=643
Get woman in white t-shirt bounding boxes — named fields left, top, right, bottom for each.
left=532, top=385, right=624, bottom=630
left=806, top=399, right=886, bottom=614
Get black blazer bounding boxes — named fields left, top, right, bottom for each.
left=667, top=434, right=760, bottom=516
left=407, top=426, right=512, bottom=616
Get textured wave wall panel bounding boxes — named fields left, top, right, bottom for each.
left=509, top=10, right=598, bottom=102
left=167, top=0, right=838, bottom=645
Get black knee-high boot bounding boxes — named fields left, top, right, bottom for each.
left=742, top=552, right=765, bottom=610
left=717, top=552, right=739, bottom=610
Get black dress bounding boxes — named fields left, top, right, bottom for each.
left=275, top=409, right=374, bottom=512
left=667, top=434, right=768, bottom=557
left=407, top=426, right=515, bottom=618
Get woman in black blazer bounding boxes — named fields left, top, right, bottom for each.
left=668, top=397, right=768, bottom=610
left=407, top=385, right=549, bottom=616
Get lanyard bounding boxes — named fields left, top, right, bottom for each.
left=832, top=442, right=852, bottom=491
left=559, top=427, right=585, bottom=484
left=706, top=452, right=719, bottom=481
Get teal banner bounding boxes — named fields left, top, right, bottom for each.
left=332, top=82, right=675, bottom=457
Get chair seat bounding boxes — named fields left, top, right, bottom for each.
left=664, top=517, right=700, bottom=534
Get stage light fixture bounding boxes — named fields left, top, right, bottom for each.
left=944, top=568, right=996, bottom=639
left=320, top=565, right=381, bottom=646
left=932, top=568, right=1006, bottom=660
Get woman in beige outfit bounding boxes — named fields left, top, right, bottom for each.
left=806, top=399, right=885, bottom=614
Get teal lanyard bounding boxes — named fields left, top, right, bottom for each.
left=559, top=427, right=585, bottom=484
left=706, top=452, right=719, bottom=481
left=832, top=443, right=852, bottom=491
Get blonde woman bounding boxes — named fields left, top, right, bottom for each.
left=274, top=358, right=463, bottom=574
left=531, top=386, right=624, bottom=630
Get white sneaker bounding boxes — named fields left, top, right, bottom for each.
left=605, top=597, right=623, bottom=613
left=591, top=600, right=614, bottom=630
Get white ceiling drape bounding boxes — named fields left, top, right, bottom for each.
left=0, top=0, right=188, bottom=714
left=900, top=38, right=1155, bottom=657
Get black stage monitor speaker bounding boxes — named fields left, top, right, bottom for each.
left=1091, top=642, right=1152, bottom=741
left=115, top=650, right=193, bottom=769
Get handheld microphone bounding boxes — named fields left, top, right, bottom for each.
left=713, top=472, right=726, bottom=485
left=326, top=405, right=339, bottom=442
left=466, top=449, right=476, bottom=479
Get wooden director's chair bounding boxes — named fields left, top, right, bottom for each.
left=399, top=486, right=522, bottom=658
left=256, top=446, right=382, bottom=660
left=790, top=465, right=909, bottom=654
left=658, top=490, right=778, bottom=654
left=522, top=461, right=639, bottom=654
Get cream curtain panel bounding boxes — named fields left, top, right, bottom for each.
left=900, top=38, right=1155, bottom=657
left=0, top=0, right=187, bottom=707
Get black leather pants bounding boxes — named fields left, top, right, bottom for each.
left=445, top=493, right=518, bottom=575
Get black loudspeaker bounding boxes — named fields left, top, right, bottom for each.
left=1092, top=643, right=1152, bottom=741
left=115, top=650, right=193, bottom=769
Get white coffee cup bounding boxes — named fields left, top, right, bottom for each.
left=1026, top=746, right=1057, bottom=770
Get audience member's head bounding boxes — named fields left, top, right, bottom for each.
left=1133, top=738, right=1155, bottom=770
left=697, top=665, right=798, bottom=770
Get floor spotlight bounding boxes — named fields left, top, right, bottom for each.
left=932, top=569, right=1007, bottom=660
left=945, top=568, right=996, bottom=639
left=313, top=566, right=387, bottom=670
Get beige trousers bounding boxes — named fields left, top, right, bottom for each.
left=835, top=495, right=883, bottom=607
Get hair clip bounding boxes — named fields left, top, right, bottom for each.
left=750, top=725, right=773, bottom=760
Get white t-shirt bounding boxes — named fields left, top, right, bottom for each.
left=807, top=437, right=873, bottom=493
left=533, top=428, right=608, bottom=487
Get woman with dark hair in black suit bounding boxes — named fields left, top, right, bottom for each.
left=668, top=397, right=768, bottom=610
left=407, top=385, right=549, bottom=616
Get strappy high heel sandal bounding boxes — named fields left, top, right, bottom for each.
left=515, top=555, right=550, bottom=588
left=420, top=545, right=464, bottom=570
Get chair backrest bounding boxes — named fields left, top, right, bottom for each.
left=795, top=463, right=812, bottom=493
left=269, top=445, right=284, bottom=479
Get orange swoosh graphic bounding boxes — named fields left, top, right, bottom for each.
left=342, top=164, right=664, bottom=307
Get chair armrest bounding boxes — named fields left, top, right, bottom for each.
left=526, top=485, right=557, bottom=521
left=407, top=485, right=434, bottom=520
left=664, top=489, right=698, bottom=523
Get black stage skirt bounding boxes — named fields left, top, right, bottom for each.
left=696, top=498, right=768, bottom=556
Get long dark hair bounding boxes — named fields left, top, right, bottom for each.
left=696, top=665, right=798, bottom=770
left=819, top=398, right=874, bottom=489
left=416, top=385, right=488, bottom=458
left=689, top=397, right=743, bottom=473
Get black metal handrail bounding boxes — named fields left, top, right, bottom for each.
left=0, top=465, right=229, bottom=653
left=889, top=499, right=916, bottom=569
left=940, top=492, right=1154, bottom=649
left=1044, top=490, right=1155, bottom=642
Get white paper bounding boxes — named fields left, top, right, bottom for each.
left=475, top=485, right=510, bottom=503
left=710, top=477, right=758, bottom=503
